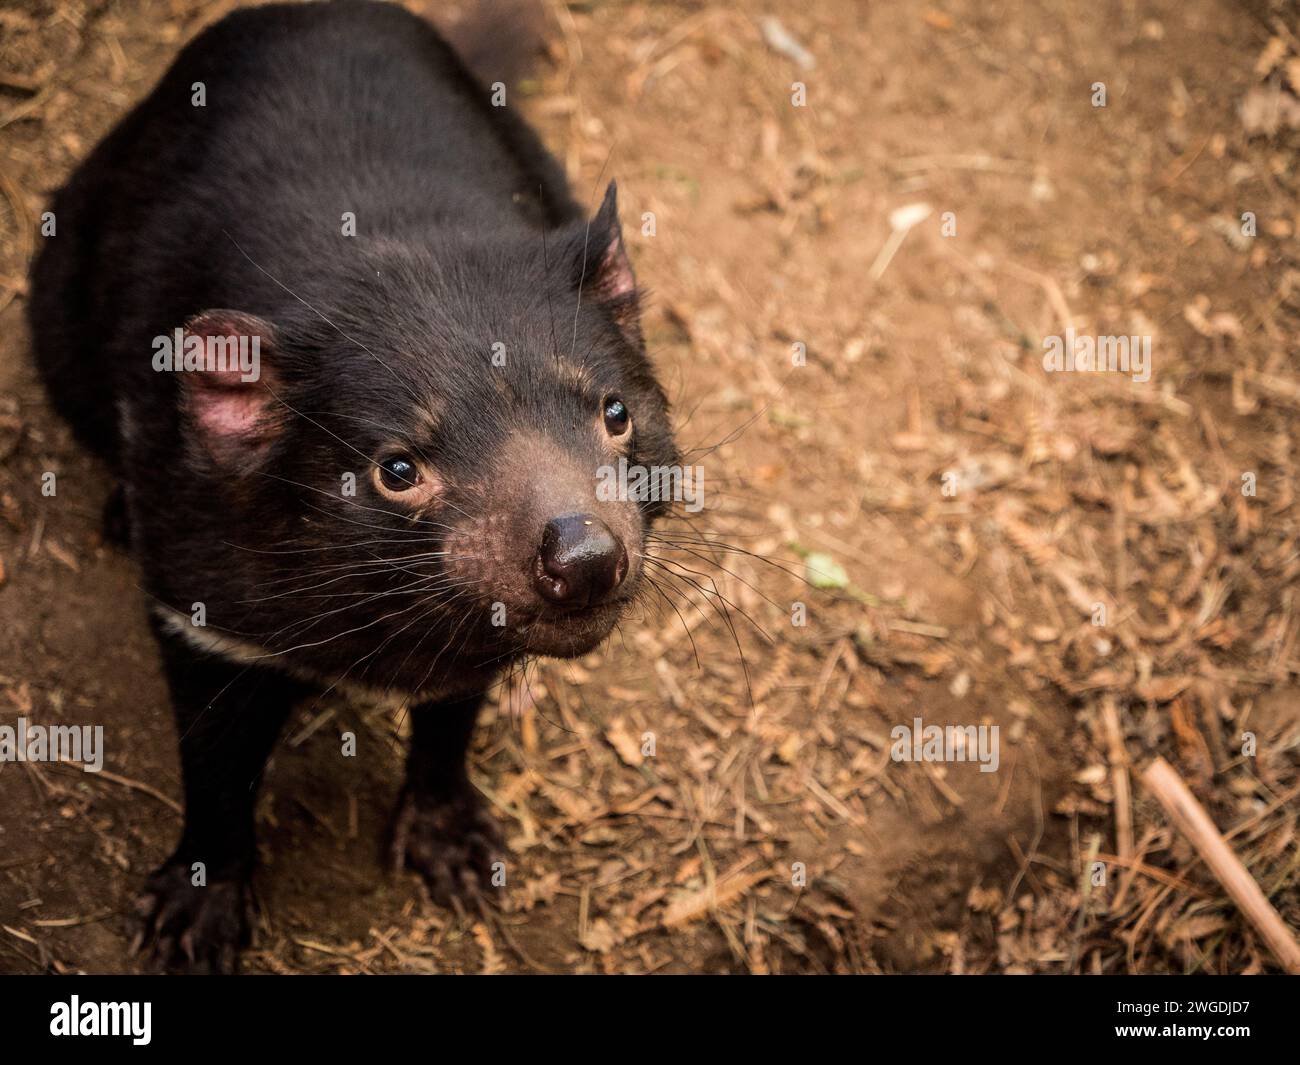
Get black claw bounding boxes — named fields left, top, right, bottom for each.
left=390, top=786, right=504, bottom=911
left=134, top=862, right=247, bottom=975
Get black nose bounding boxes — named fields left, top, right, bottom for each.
left=534, top=514, right=627, bottom=607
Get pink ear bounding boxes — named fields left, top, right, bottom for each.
left=176, top=310, right=281, bottom=465
left=579, top=181, right=642, bottom=343
left=592, top=232, right=636, bottom=301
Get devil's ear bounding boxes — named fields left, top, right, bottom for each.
left=172, top=309, right=283, bottom=469
left=571, top=181, right=642, bottom=346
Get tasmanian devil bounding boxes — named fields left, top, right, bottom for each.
left=28, top=0, right=677, bottom=972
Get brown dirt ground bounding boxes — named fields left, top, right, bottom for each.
left=0, top=0, right=1297, bottom=974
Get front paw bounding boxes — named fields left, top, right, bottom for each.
left=389, top=786, right=504, bottom=911
left=132, top=860, right=248, bottom=974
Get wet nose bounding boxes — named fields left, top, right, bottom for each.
left=533, top=514, right=627, bottom=607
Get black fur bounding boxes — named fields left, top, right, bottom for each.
left=28, top=0, right=676, bottom=972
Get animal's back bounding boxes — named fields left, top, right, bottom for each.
left=28, top=0, right=574, bottom=467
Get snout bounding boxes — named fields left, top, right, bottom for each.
left=533, top=513, right=628, bottom=608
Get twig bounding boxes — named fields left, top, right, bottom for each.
left=1141, top=757, right=1300, bottom=974
left=54, top=762, right=182, bottom=814
left=1100, top=696, right=1134, bottom=859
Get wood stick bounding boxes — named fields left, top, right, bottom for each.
left=1142, top=757, right=1300, bottom=974
left=1100, top=696, right=1134, bottom=859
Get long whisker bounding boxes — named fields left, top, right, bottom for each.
left=633, top=554, right=702, bottom=669
left=643, top=555, right=760, bottom=713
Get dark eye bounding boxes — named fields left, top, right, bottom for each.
left=377, top=455, right=420, bottom=492
left=603, top=396, right=630, bottom=436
